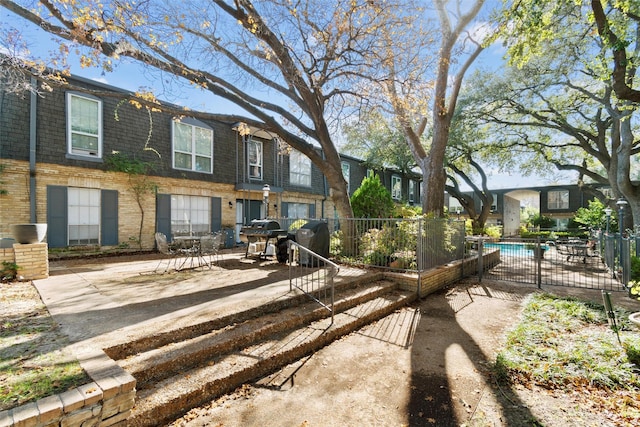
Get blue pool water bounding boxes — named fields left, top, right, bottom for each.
left=483, top=242, right=549, bottom=256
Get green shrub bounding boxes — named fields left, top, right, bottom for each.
left=484, top=225, right=502, bottom=238
left=350, top=174, right=395, bottom=218
left=0, top=261, right=19, bottom=282
left=624, top=338, right=640, bottom=367
left=393, top=204, right=421, bottom=218
left=531, top=213, right=555, bottom=229
left=630, top=256, right=640, bottom=282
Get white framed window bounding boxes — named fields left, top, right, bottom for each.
left=66, top=93, right=102, bottom=158
left=290, top=150, right=311, bottom=187
left=391, top=175, right=402, bottom=200
left=171, top=195, right=210, bottom=235
left=408, top=180, right=416, bottom=203
left=287, top=203, right=309, bottom=218
left=366, top=169, right=374, bottom=178
left=68, top=187, right=100, bottom=245
left=341, top=161, right=351, bottom=193
left=172, top=119, right=213, bottom=173
left=248, top=138, right=263, bottom=179
left=548, top=190, right=569, bottom=210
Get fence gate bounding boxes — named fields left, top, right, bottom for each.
left=478, top=238, right=624, bottom=292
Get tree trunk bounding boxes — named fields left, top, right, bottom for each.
left=423, top=110, right=451, bottom=217
left=616, top=115, right=638, bottom=231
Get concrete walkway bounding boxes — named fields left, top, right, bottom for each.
left=35, top=250, right=374, bottom=352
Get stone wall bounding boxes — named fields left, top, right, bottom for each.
left=386, top=249, right=501, bottom=297
left=0, top=243, right=49, bottom=280
left=0, top=350, right=136, bottom=427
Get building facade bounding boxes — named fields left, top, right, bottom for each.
left=0, top=75, right=420, bottom=250
left=445, top=185, right=609, bottom=236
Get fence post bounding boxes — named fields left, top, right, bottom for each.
left=417, top=217, right=423, bottom=271
left=623, top=237, right=631, bottom=291
left=536, top=236, right=542, bottom=289
left=478, top=238, right=484, bottom=283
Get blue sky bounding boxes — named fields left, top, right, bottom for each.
left=3, top=6, right=576, bottom=191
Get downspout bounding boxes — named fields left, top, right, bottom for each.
left=29, top=77, right=37, bottom=223
left=321, top=149, right=327, bottom=218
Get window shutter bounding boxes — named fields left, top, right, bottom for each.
left=156, top=194, right=172, bottom=241
left=101, top=190, right=119, bottom=245
left=47, top=186, right=68, bottom=248
left=211, top=197, right=222, bottom=232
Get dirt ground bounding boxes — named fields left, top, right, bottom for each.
left=30, top=253, right=640, bottom=426
left=169, top=278, right=639, bottom=427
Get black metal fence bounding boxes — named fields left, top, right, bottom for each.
left=272, top=217, right=630, bottom=293
left=472, top=237, right=624, bottom=292
left=599, top=231, right=640, bottom=287
left=273, top=217, right=466, bottom=273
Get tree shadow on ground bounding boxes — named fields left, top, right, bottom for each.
left=408, top=282, right=538, bottom=426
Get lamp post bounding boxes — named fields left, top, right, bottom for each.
left=604, top=207, right=612, bottom=234
left=616, top=198, right=628, bottom=278
left=617, top=198, right=628, bottom=236
left=262, top=184, right=270, bottom=218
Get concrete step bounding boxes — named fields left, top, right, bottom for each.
left=117, top=280, right=399, bottom=388
left=125, top=282, right=416, bottom=427
left=104, top=273, right=381, bottom=361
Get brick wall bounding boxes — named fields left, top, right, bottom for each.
left=0, top=159, right=330, bottom=249
left=385, top=249, right=501, bottom=297
left=0, top=243, right=49, bottom=280
left=0, top=349, right=136, bottom=427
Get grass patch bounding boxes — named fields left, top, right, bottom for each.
left=493, top=292, right=640, bottom=423
left=0, top=281, right=90, bottom=411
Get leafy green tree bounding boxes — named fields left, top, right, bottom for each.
left=341, top=109, right=416, bottom=174
left=573, top=198, right=618, bottom=232
left=520, top=206, right=538, bottom=227
left=492, top=0, right=639, bottom=230
left=350, top=174, right=395, bottom=218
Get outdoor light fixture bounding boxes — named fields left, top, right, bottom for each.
left=604, top=207, right=612, bottom=234
left=262, top=184, right=270, bottom=218
left=617, top=198, right=628, bottom=235
left=228, top=201, right=233, bottom=209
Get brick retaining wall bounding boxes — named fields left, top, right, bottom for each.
left=0, top=243, right=49, bottom=280
left=386, top=250, right=500, bottom=297
left=0, top=350, right=136, bottom=427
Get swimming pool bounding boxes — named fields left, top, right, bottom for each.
left=483, top=241, right=549, bottom=256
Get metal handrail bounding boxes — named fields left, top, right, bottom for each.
left=288, top=241, right=340, bottom=325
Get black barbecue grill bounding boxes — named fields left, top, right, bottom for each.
left=241, top=219, right=288, bottom=258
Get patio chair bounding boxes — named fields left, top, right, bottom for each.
left=199, top=232, right=224, bottom=269
left=154, top=232, right=180, bottom=273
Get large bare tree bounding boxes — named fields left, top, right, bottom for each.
left=0, top=0, right=407, bottom=221
left=383, top=0, right=488, bottom=216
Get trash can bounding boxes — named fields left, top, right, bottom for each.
left=295, top=220, right=329, bottom=267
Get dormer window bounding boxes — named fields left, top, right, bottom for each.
left=248, top=137, right=263, bottom=180
left=66, top=92, right=102, bottom=159
left=172, top=118, right=214, bottom=173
